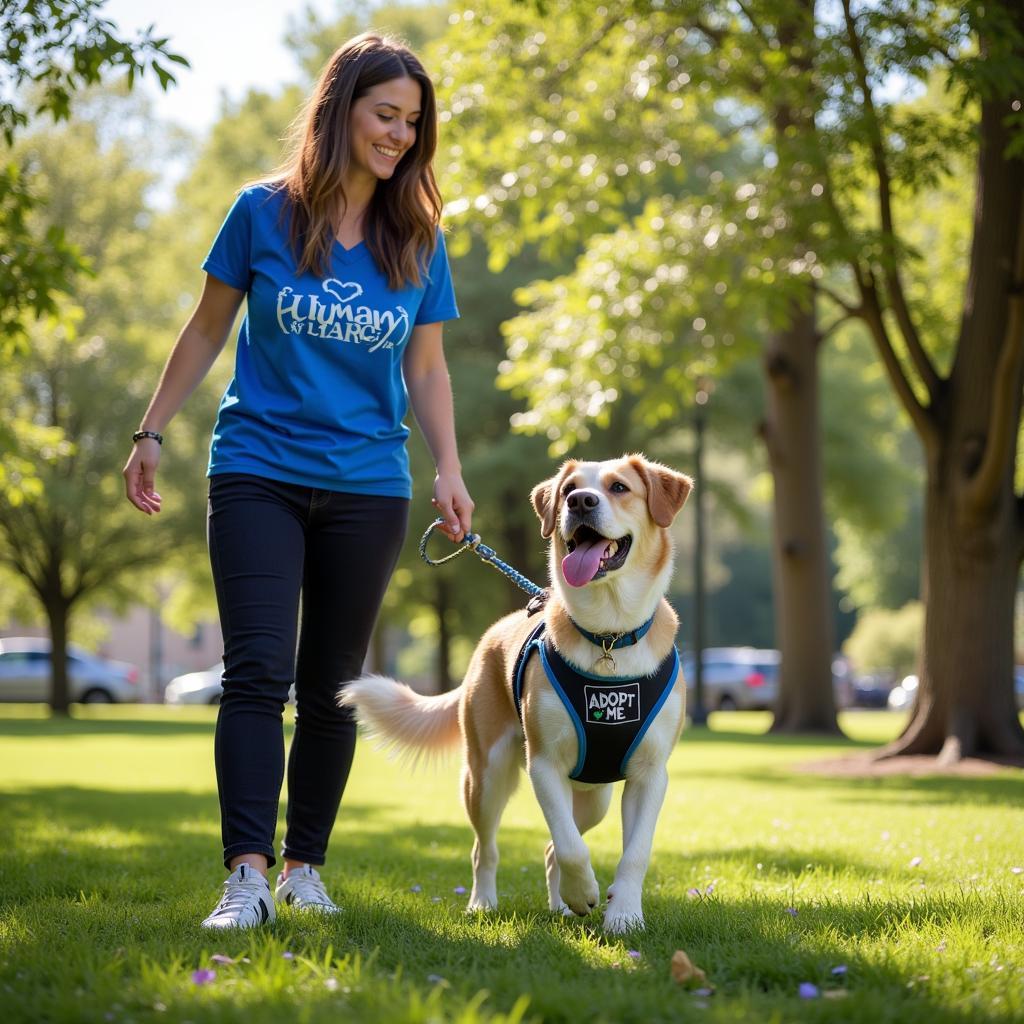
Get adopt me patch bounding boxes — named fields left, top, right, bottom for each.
left=585, top=683, right=641, bottom=724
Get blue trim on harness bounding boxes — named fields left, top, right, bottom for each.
left=619, top=647, right=680, bottom=774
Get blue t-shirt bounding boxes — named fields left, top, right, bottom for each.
left=202, top=184, right=459, bottom=497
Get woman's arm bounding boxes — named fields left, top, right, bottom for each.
left=403, top=321, right=474, bottom=541
left=122, top=274, right=245, bottom=514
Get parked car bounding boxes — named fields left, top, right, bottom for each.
left=164, top=664, right=298, bottom=705
left=0, top=636, right=139, bottom=703
left=890, top=670, right=1024, bottom=711
left=681, top=647, right=780, bottom=711
left=850, top=673, right=895, bottom=708
left=165, top=663, right=224, bottom=705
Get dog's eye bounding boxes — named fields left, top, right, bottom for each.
left=610, top=482, right=629, bottom=494
left=562, top=482, right=576, bottom=497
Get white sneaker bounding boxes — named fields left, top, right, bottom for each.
left=201, top=863, right=275, bottom=929
left=275, top=865, right=341, bottom=914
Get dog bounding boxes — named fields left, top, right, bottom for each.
left=339, top=454, right=692, bottom=933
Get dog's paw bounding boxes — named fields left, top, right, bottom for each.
left=603, top=904, right=645, bottom=934
left=558, top=861, right=600, bottom=916
left=466, top=892, right=498, bottom=913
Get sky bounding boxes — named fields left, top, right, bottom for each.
left=102, top=0, right=341, bottom=133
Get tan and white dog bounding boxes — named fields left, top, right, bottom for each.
left=339, top=454, right=692, bottom=933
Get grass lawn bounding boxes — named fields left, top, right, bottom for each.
left=1, top=706, right=1022, bottom=1023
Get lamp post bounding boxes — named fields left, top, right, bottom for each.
left=690, top=380, right=712, bottom=726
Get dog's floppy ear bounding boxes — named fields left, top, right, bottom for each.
left=531, top=461, right=577, bottom=538
left=628, top=455, right=693, bottom=528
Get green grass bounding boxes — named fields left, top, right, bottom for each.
left=1, top=707, right=1022, bottom=1023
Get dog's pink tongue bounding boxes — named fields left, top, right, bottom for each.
left=562, top=538, right=607, bottom=588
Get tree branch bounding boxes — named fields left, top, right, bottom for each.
left=842, top=0, right=941, bottom=400
left=857, top=269, right=939, bottom=452
left=965, top=196, right=1024, bottom=514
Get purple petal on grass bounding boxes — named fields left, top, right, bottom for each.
left=627, top=950, right=641, bottom=960
left=210, top=954, right=236, bottom=965
left=453, top=886, right=468, bottom=895
left=831, top=965, right=848, bottom=976
left=784, top=907, right=798, bottom=917
left=191, top=969, right=216, bottom=985
left=282, top=952, right=295, bottom=960
left=694, top=987, right=714, bottom=997
left=1011, top=866, right=1023, bottom=875
left=410, top=884, right=423, bottom=892
left=909, top=856, right=922, bottom=868
left=687, top=888, right=701, bottom=898
left=427, top=974, right=446, bottom=984
left=798, top=983, right=819, bottom=999
left=705, top=882, right=715, bottom=894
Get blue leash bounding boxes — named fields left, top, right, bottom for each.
left=419, top=518, right=545, bottom=599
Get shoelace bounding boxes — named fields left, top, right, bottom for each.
left=286, top=874, right=333, bottom=907
left=211, top=879, right=269, bottom=920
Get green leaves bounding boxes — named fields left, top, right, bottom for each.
left=0, top=0, right=189, bottom=351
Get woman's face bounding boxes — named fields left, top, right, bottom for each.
left=348, top=76, right=423, bottom=184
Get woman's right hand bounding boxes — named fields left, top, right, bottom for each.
left=123, top=438, right=163, bottom=515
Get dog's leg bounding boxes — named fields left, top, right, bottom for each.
left=545, top=785, right=612, bottom=914
left=603, top=767, right=669, bottom=933
left=529, top=757, right=601, bottom=916
left=462, top=729, right=520, bottom=912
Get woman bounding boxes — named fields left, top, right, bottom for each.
left=123, top=33, right=473, bottom=929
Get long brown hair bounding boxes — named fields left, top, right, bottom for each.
left=269, top=33, right=443, bottom=289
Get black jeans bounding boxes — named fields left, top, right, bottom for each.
left=207, top=472, right=409, bottom=869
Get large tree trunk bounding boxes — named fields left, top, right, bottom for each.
left=879, top=89, right=1024, bottom=763
left=762, top=0, right=839, bottom=735
left=887, top=462, right=1024, bottom=763
left=764, top=304, right=840, bottom=734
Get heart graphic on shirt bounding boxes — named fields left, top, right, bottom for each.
left=322, top=278, right=364, bottom=304
left=593, top=710, right=603, bottom=719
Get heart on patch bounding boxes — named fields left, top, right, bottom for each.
left=593, top=710, right=603, bottom=719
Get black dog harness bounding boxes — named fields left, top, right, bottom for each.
left=512, top=620, right=680, bottom=784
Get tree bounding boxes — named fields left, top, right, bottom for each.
left=0, top=95, right=210, bottom=713
left=437, top=0, right=845, bottom=732
left=0, top=0, right=187, bottom=352
left=825, top=0, right=1024, bottom=762
left=442, top=0, right=1024, bottom=759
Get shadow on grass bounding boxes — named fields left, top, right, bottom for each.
left=0, top=714, right=220, bottom=738
left=2, top=792, right=1009, bottom=1024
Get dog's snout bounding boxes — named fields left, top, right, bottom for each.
left=566, top=489, right=601, bottom=514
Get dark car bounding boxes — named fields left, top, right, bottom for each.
left=681, top=647, right=780, bottom=711
left=0, top=636, right=140, bottom=703
left=850, top=673, right=895, bottom=708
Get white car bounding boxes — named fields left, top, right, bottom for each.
left=164, top=663, right=297, bottom=705
left=0, top=636, right=140, bottom=703
left=165, top=663, right=223, bottom=705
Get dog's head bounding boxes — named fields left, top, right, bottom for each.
left=530, top=454, right=692, bottom=597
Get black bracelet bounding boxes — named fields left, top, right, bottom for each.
left=132, top=430, right=164, bottom=445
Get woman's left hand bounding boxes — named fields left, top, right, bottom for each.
left=432, top=471, right=474, bottom=542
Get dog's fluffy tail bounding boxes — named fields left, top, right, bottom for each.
left=338, top=676, right=461, bottom=764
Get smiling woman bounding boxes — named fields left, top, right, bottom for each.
left=121, top=31, right=474, bottom=932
